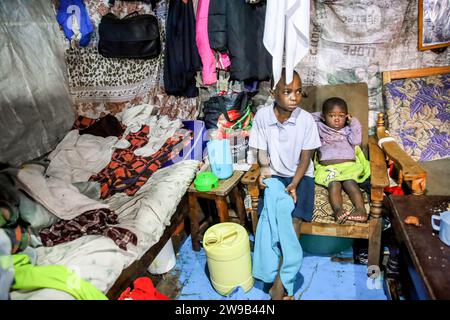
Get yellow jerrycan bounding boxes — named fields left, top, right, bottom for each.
left=203, top=222, right=254, bottom=296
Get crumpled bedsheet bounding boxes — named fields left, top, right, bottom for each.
left=10, top=160, right=199, bottom=300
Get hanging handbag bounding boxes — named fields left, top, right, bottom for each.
left=98, top=11, right=161, bottom=59
left=108, top=0, right=159, bottom=9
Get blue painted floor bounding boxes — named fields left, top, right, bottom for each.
left=171, top=236, right=387, bottom=300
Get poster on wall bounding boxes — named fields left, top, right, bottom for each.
left=297, top=0, right=449, bottom=133
left=418, top=0, right=450, bottom=51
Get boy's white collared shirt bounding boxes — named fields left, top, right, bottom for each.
left=249, top=104, right=321, bottom=178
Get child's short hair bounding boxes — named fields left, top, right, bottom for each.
left=270, top=68, right=300, bottom=89
left=322, top=97, right=348, bottom=114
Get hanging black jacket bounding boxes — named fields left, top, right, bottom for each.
left=164, top=0, right=202, bottom=97
left=208, top=0, right=272, bottom=82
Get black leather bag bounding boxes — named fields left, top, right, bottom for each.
left=98, top=12, right=161, bottom=59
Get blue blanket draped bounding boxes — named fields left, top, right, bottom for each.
left=252, top=178, right=303, bottom=296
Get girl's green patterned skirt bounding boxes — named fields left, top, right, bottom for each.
left=314, top=146, right=370, bottom=187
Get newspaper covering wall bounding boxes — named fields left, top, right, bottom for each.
left=296, top=0, right=450, bottom=132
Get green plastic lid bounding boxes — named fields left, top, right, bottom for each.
left=194, top=172, right=219, bottom=192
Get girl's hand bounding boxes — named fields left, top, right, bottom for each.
left=346, top=114, right=353, bottom=124
left=285, top=183, right=298, bottom=203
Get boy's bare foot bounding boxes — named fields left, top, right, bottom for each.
left=283, top=295, right=295, bottom=300
left=335, top=208, right=350, bottom=224
left=269, top=284, right=285, bottom=300
left=347, top=208, right=368, bottom=222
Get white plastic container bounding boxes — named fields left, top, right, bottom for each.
left=148, top=238, right=176, bottom=274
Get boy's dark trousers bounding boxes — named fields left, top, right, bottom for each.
left=258, top=175, right=315, bottom=222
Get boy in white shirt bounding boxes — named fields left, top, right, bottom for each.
left=249, top=69, right=321, bottom=299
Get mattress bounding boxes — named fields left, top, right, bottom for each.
left=10, top=160, right=199, bottom=300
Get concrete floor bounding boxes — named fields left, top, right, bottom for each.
left=150, top=234, right=387, bottom=300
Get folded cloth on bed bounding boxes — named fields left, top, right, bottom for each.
left=78, top=114, right=124, bottom=138
left=16, top=164, right=109, bottom=220
left=12, top=254, right=107, bottom=300
left=46, top=130, right=118, bottom=184
left=91, top=125, right=192, bottom=199
left=113, top=106, right=183, bottom=157
left=39, top=208, right=137, bottom=251
left=134, top=115, right=183, bottom=157
left=116, top=104, right=155, bottom=137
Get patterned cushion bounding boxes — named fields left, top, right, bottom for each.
left=312, top=184, right=370, bottom=225
left=384, top=73, right=450, bottom=162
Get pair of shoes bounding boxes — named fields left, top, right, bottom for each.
left=118, top=277, right=170, bottom=300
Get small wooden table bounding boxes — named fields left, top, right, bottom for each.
left=388, top=195, right=450, bottom=300
left=188, top=170, right=247, bottom=251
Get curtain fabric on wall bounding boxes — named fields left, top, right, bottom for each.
left=0, top=0, right=75, bottom=166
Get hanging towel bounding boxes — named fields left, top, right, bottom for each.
left=12, top=254, right=107, bottom=300
left=56, top=0, right=94, bottom=47
left=263, top=0, right=310, bottom=87
left=252, top=178, right=303, bottom=296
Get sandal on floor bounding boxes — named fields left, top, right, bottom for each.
left=347, top=209, right=368, bottom=223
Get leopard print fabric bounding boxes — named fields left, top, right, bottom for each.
left=56, top=0, right=199, bottom=120
left=66, top=47, right=163, bottom=102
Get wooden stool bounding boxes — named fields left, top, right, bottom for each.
left=188, top=170, right=247, bottom=251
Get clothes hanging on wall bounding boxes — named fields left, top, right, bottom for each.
left=208, top=0, right=272, bottom=81
left=56, top=0, right=94, bottom=47
left=0, top=1, right=75, bottom=167
left=164, top=0, right=202, bottom=97
left=264, top=0, right=310, bottom=86
left=195, top=0, right=230, bottom=86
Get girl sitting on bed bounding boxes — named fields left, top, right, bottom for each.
left=312, top=97, right=370, bottom=223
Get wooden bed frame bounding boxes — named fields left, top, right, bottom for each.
left=377, top=66, right=450, bottom=195
left=106, top=194, right=188, bottom=299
